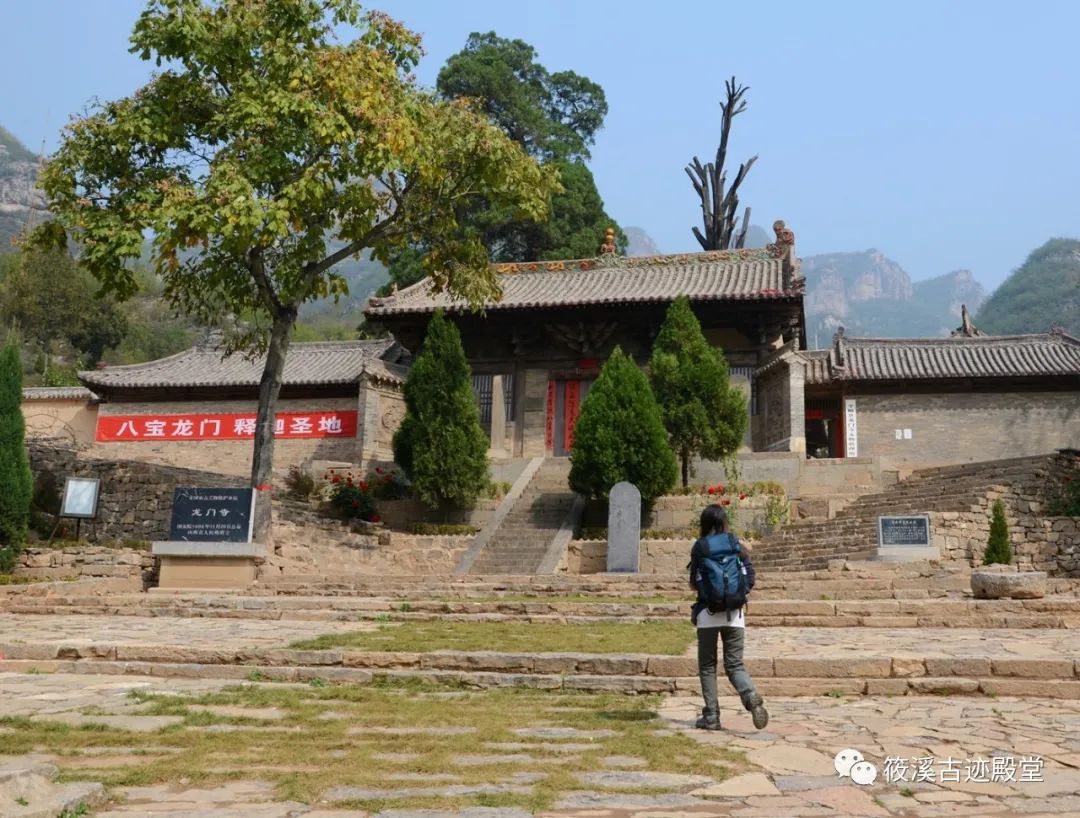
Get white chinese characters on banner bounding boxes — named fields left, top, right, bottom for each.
left=96, top=410, right=358, bottom=442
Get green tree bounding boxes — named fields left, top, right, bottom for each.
left=393, top=311, right=489, bottom=509
left=0, top=249, right=127, bottom=368
left=0, top=342, right=32, bottom=572
left=33, top=0, right=556, bottom=540
left=983, top=499, right=1012, bottom=565
left=650, top=297, right=748, bottom=487
left=569, top=347, right=677, bottom=503
left=385, top=31, right=624, bottom=286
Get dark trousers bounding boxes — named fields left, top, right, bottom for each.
left=697, top=626, right=758, bottom=717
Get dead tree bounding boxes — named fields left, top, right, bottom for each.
left=686, top=77, right=758, bottom=250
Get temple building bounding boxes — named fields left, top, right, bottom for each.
left=21, top=221, right=1080, bottom=475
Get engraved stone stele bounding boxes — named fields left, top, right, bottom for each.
left=607, top=481, right=641, bottom=573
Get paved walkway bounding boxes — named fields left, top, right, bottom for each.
left=0, top=613, right=1077, bottom=660
left=0, top=672, right=1078, bottom=817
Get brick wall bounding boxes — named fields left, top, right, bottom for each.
left=93, top=396, right=361, bottom=476
left=847, top=391, right=1079, bottom=470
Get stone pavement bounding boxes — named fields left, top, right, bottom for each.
left=1, top=672, right=1079, bottom=817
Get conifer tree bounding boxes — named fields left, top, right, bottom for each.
left=569, top=347, right=677, bottom=502
left=393, top=311, right=489, bottom=509
left=983, top=499, right=1012, bottom=565
left=0, top=343, right=32, bottom=573
left=650, top=297, right=748, bottom=487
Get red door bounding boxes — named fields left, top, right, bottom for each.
left=546, top=379, right=592, bottom=455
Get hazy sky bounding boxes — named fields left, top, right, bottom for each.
left=3, top=0, right=1078, bottom=289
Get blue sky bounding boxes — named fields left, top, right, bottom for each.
left=2, top=0, right=1078, bottom=289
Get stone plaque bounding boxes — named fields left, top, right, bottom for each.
left=878, top=515, right=931, bottom=547
left=607, top=481, right=641, bottom=573
left=169, top=488, right=254, bottom=543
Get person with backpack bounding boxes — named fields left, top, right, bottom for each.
left=689, top=503, right=768, bottom=731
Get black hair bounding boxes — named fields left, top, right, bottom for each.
left=699, top=503, right=729, bottom=539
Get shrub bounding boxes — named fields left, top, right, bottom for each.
left=650, top=297, right=747, bottom=487
left=393, top=311, right=489, bottom=509
left=569, top=346, right=677, bottom=503
left=406, top=523, right=479, bottom=536
left=367, top=465, right=410, bottom=500
left=284, top=465, right=319, bottom=501
left=1047, top=472, right=1080, bottom=516
left=983, top=500, right=1012, bottom=565
left=0, top=342, right=32, bottom=572
left=322, top=469, right=379, bottom=523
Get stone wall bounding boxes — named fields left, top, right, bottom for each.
left=376, top=498, right=499, bottom=529
left=15, top=546, right=154, bottom=586
left=583, top=494, right=782, bottom=538
left=28, top=440, right=245, bottom=542
left=93, top=396, right=362, bottom=476
left=21, top=396, right=98, bottom=447
left=847, top=390, right=1079, bottom=470
left=358, top=380, right=405, bottom=465
left=564, top=538, right=687, bottom=575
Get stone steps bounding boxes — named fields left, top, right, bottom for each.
left=0, top=755, right=107, bottom=818
left=1, top=642, right=1076, bottom=698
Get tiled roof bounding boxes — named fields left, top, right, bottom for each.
left=805, top=331, right=1080, bottom=385
left=80, top=338, right=400, bottom=390
left=22, top=386, right=97, bottom=401
left=365, top=248, right=802, bottom=316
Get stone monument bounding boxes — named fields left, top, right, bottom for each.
left=607, top=481, right=641, bottom=573
left=152, top=487, right=265, bottom=589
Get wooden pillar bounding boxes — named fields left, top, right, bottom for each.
left=489, top=374, right=506, bottom=456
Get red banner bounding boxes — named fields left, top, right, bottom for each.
left=544, top=380, right=556, bottom=451
left=96, top=410, right=358, bottom=442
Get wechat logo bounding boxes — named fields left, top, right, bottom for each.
left=835, top=748, right=878, bottom=785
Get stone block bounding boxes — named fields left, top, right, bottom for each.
left=574, top=655, right=648, bottom=676
left=867, top=678, right=910, bottom=696
left=342, top=651, right=420, bottom=669
left=924, top=658, right=992, bottom=676
left=645, top=656, right=697, bottom=677
left=757, top=678, right=867, bottom=696
left=421, top=651, right=534, bottom=673
left=980, top=678, right=1080, bottom=698
left=971, top=569, right=1047, bottom=599
left=773, top=657, right=891, bottom=678
left=890, top=658, right=926, bottom=678
left=990, top=659, right=1074, bottom=679
left=532, top=654, right=581, bottom=674
left=907, top=677, right=980, bottom=694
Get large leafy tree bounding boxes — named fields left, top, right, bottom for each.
left=650, top=297, right=747, bottom=487
left=0, top=342, right=32, bottom=572
left=0, top=249, right=127, bottom=368
left=383, top=31, right=622, bottom=291
left=32, top=0, right=557, bottom=540
left=393, top=311, right=489, bottom=509
left=569, top=347, right=677, bottom=503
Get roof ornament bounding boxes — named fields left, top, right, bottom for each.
left=599, top=227, right=617, bottom=256
left=950, top=304, right=985, bottom=337
left=766, top=219, right=795, bottom=259
left=832, top=326, right=846, bottom=368
left=1049, top=323, right=1066, bottom=336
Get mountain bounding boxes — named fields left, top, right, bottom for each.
left=801, top=249, right=987, bottom=347
left=624, top=226, right=660, bottom=257
left=0, top=126, right=46, bottom=251
left=976, top=239, right=1080, bottom=337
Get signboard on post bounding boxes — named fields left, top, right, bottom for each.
left=60, top=478, right=100, bottom=519
left=168, top=488, right=254, bottom=543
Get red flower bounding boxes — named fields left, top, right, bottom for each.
left=351, top=500, right=359, bottom=508
left=707, top=487, right=716, bottom=495
left=376, top=467, right=384, bottom=474
left=346, top=476, right=353, bottom=485
left=370, top=514, right=381, bottom=523
left=359, top=480, right=368, bottom=492
left=383, top=474, right=391, bottom=482
left=332, top=475, right=341, bottom=484
left=722, top=498, right=731, bottom=506
left=739, top=493, right=747, bottom=501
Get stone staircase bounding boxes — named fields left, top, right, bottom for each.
left=752, top=454, right=1052, bottom=570
left=468, top=458, right=580, bottom=575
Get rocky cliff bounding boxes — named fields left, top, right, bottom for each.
left=0, top=126, right=46, bottom=250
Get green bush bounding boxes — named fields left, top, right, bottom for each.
left=406, top=523, right=480, bottom=536
left=322, top=469, right=378, bottom=522
left=0, top=343, right=33, bottom=572
left=284, top=465, right=319, bottom=501
left=393, top=311, right=489, bottom=509
left=983, top=499, right=1012, bottom=565
left=568, top=346, right=677, bottom=503
left=650, top=297, right=748, bottom=487
left=1047, top=472, right=1080, bottom=517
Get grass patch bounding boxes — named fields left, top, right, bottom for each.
left=288, top=620, right=695, bottom=655
left=0, top=680, right=747, bottom=812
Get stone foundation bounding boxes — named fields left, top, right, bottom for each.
left=14, top=545, right=155, bottom=587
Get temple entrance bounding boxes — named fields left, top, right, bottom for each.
left=546, top=379, right=594, bottom=456
left=805, top=399, right=843, bottom=458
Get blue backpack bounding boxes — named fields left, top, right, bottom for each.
left=694, top=533, right=749, bottom=619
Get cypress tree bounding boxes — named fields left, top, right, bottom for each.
left=0, top=343, right=32, bottom=572
left=650, top=296, right=748, bottom=487
left=569, top=346, right=677, bottom=502
left=393, top=311, right=489, bottom=509
left=983, top=499, right=1012, bottom=565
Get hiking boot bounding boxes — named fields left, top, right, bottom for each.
left=746, top=694, right=769, bottom=730
left=695, top=708, right=721, bottom=730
